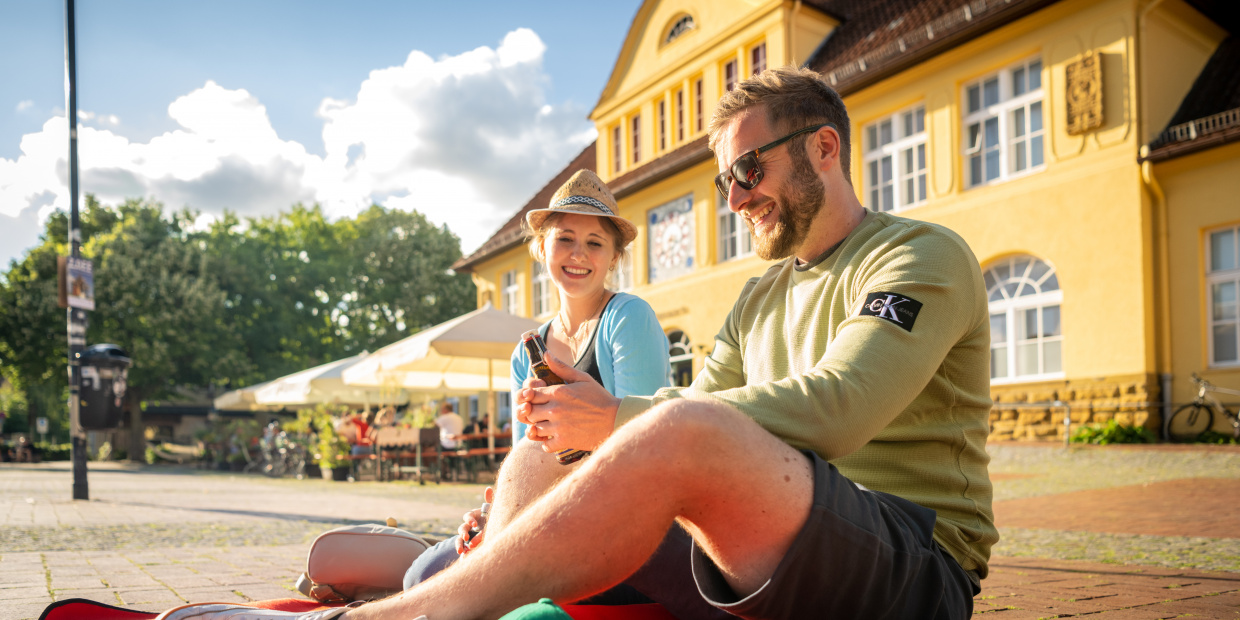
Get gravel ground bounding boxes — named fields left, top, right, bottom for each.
left=987, top=443, right=1240, bottom=573
left=5, top=445, right=1238, bottom=577
left=0, top=519, right=458, bottom=553
left=988, top=443, right=1240, bottom=501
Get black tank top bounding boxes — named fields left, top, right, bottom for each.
left=543, top=295, right=614, bottom=386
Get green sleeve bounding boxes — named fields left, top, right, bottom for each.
left=717, top=232, right=985, bottom=459
left=612, top=277, right=760, bottom=430
left=626, top=230, right=984, bottom=459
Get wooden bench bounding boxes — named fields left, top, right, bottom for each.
left=375, top=427, right=442, bottom=484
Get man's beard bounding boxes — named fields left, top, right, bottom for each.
left=748, top=148, right=825, bottom=260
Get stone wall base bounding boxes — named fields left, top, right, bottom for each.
left=988, top=373, right=1161, bottom=442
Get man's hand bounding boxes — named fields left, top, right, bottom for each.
left=517, top=352, right=621, bottom=453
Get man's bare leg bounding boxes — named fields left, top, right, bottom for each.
left=347, top=400, right=814, bottom=620
left=484, top=438, right=576, bottom=537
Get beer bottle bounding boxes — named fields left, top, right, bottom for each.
left=521, top=333, right=589, bottom=465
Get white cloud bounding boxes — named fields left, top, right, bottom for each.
left=16, top=100, right=34, bottom=112
left=0, top=28, right=595, bottom=266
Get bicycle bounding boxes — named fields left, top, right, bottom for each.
left=1167, top=373, right=1240, bottom=442
left=259, top=428, right=308, bottom=479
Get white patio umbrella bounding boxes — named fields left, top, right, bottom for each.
left=253, top=353, right=408, bottom=409
left=213, top=381, right=277, bottom=411
left=342, top=303, right=540, bottom=446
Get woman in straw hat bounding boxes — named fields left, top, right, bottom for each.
left=509, top=169, right=672, bottom=443
left=403, top=169, right=672, bottom=589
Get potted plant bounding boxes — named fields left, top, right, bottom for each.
left=294, top=405, right=350, bottom=481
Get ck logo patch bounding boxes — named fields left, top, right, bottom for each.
left=859, top=292, right=923, bottom=332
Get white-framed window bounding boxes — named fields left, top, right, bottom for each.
left=497, top=392, right=511, bottom=426
left=668, top=330, right=693, bottom=387
left=501, top=270, right=518, bottom=314
left=676, top=89, right=685, bottom=142
left=717, top=192, right=753, bottom=262
left=531, top=261, right=553, bottom=318
left=1208, top=225, right=1240, bottom=366
left=658, top=100, right=667, bottom=152
left=612, top=125, right=622, bottom=174
left=964, top=57, right=1044, bottom=188
left=864, top=104, right=927, bottom=212
left=665, top=15, right=695, bottom=44
left=985, top=255, right=1063, bottom=383
left=694, top=79, right=704, bottom=133
left=724, top=60, right=738, bottom=92
left=631, top=115, right=641, bottom=164
left=750, top=42, right=766, bottom=75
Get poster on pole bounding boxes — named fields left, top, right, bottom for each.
left=66, top=257, right=95, bottom=310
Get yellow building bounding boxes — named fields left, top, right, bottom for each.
left=453, top=0, right=1240, bottom=440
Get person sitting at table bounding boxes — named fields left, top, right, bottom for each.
left=401, top=169, right=675, bottom=604
left=345, top=412, right=374, bottom=457
left=434, top=402, right=465, bottom=451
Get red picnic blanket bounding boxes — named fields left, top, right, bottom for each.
left=38, top=598, right=679, bottom=620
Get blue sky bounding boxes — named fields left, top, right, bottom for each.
left=0, top=0, right=641, bottom=266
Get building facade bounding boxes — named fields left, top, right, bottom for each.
left=454, top=0, right=1240, bottom=441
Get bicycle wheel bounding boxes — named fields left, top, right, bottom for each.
left=1167, top=403, right=1213, bottom=442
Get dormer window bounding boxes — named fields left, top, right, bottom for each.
left=665, top=15, right=695, bottom=45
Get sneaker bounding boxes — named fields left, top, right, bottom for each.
left=156, top=604, right=350, bottom=620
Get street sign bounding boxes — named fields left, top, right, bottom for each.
left=36, top=417, right=48, bottom=434
left=66, top=256, right=95, bottom=310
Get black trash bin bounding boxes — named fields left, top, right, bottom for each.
left=77, top=344, right=132, bottom=430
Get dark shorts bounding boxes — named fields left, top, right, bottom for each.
left=689, top=450, right=978, bottom=620
left=406, top=527, right=733, bottom=620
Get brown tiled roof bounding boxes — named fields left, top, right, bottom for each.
left=1143, top=36, right=1240, bottom=162
left=453, top=143, right=596, bottom=273
left=610, top=135, right=710, bottom=198
left=804, top=0, right=1060, bottom=94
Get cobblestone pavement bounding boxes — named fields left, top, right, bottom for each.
left=3, top=443, right=1240, bottom=619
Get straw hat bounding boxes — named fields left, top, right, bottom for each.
left=525, top=169, right=637, bottom=247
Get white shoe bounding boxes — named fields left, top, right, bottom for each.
left=156, top=604, right=350, bottom=620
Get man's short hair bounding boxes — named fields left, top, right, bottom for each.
left=708, top=65, right=852, bottom=184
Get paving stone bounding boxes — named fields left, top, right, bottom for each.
left=5, top=604, right=52, bottom=620
left=175, top=586, right=252, bottom=603
left=5, top=445, right=1240, bottom=619
left=49, top=576, right=108, bottom=590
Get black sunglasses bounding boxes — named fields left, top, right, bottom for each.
left=713, top=123, right=835, bottom=200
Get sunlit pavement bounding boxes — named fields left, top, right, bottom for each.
left=4, top=443, right=1240, bottom=619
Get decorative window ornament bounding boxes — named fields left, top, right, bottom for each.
left=1066, top=52, right=1103, bottom=135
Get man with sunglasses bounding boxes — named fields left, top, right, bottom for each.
left=159, top=67, right=992, bottom=620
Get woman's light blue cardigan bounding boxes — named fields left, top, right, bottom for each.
left=510, top=292, right=672, bottom=444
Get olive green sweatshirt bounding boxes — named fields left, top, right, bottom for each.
left=616, top=210, right=998, bottom=577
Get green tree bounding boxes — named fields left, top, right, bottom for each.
left=0, top=195, right=122, bottom=440
left=339, top=206, right=475, bottom=352
left=1, top=197, right=476, bottom=450
left=87, top=199, right=254, bottom=456
left=200, top=205, right=349, bottom=384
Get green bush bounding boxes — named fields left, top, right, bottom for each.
left=1070, top=419, right=1157, bottom=445
left=35, top=441, right=72, bottom=461
left=1196, top=430, right=1239, bottom=444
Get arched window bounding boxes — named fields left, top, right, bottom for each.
left=984, top=255, right=1063, bottom=382
left=665, top=15, right=695, bottom=45
left=667, top=329, right=693, bottom=387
